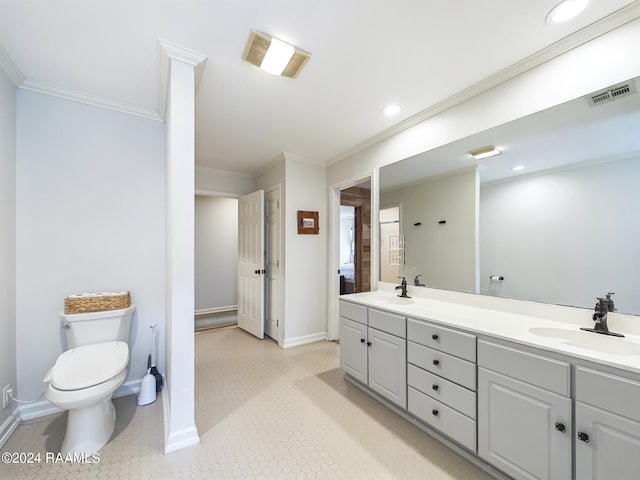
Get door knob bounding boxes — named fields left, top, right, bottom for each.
left=432, top=384, right=439, bottom=391
left=432, top=409, right=439, bottom=416
left=555, top=422, right=566, bottom=433
left=360, top=338, right=365, bottom=343
left=433, top=359, right=440, bottom=366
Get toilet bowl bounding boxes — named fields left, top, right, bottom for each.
left=46, top=341, right=129, bottom=455
left=44, top=305, right=134, bottom=456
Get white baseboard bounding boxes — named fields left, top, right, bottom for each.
left=162, top=382, right=200, bottom=454
left=18, top=400, right=62, bottom=422
left=0, top=409, right=21, bottom=449
left=281, top=332, right=328, bottom=349
left=17, top=378, right=141, bottom=422
left=195, top=305, right=237, bottom=316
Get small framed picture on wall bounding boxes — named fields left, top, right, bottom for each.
left=297, top=210, right=319, bottom=234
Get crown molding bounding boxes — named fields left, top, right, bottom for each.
left=252, top=152, right=287, bottom=179
left=157, top=39, right=208, bottom=121
left=0, top=44, right=25, bottom=86
left=195, top=165, right=253, bottom=180
left=251, top=151, right=325, bottom=179
left=19, top=80, right=162, bottom=121
left=327, top=3, right=640, bottom=166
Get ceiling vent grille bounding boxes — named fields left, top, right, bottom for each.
left=587, top=81, right=637, bottom=107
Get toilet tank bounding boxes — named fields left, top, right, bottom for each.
left=61, top=305, right=135, bottom=349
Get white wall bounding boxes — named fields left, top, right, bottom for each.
left=283, top=159, right=327, bottom=345
left=195, top=167, right=254, bottom=197
left=16, top=90, right=166, bottom=408
left=0, top=59, right=17, bottom=432
left=481, top=157, right=640, bottom=314
left=195, top=196, right=238, bottom=313
left=381, top=168, right=478, bottom=293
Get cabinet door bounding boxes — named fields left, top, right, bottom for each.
left=340, top=317, right=368, bottom=384
left=478, top=368, right=571, bottom=480
left=575, top=401, right=640, bottom=480
left=368, top=328, right=407, bottom=409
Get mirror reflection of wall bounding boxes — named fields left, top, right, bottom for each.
left=480, top=156, right=639, bottom=314
left=380, top=168, right=479, bottom=294
left=378, top=76, right=640, bottom=315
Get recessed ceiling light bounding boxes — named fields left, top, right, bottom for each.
left=241, top=29, right=311, bottom=78
left=512, top=165, right=525, bottom=172
left=382, top=105, right=401, bottom=116
left=546, top=0, right=588, bottom=24
left=469, top=145, right=501, bottom=160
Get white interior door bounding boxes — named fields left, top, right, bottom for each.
left=265, top=188, right=280, bottom=342
left=238, top=190, right=265, bottom=339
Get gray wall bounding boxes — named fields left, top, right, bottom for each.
left=194, top=195, right=238, bottom=313
left=16, top=90, right=166, bottom=406
left=480, top=157, right=640, bottom=314
left=381, top=168, right=479, bottom=293
left=0, top=59, right=17, bottom=429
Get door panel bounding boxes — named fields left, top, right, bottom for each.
left=237, top=190, right=265, bottom=339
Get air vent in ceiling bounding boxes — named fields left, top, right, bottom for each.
left=587, top=80, right=637, bottom=107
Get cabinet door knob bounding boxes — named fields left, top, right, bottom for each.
left=432, top=409, right=439, bottom=416
left=555, top=422, right=566, bottom=433
left=432, top=334, right=439, bottom=340
left=577, top=432, right=590, bottom=443
left=432, top=384, right=439, bottom=391
left=360, top=338, right=365, bottom=343
left=433, top=359, right=440, bottom=366
left=366, top=341, right=372, bottom=347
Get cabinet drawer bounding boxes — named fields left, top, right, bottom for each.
left=576, top=367, right=640, bottom=422
left=408, top=364, right=476, bottom=419
left=408, top=318, right=476, bottom=362
left=369, top=308, right=406, bottom=338
left=478, top=340, right=570, bottom=397
left=409, top=386, right=476, bottom=452
left=408, top=342, right=476, bottom=391
left=339, top=300, right=367, bottom=325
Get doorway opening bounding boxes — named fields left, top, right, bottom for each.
left=194, top=194, right=239, bottom=331
left=339, top=181, right=372, bottom=294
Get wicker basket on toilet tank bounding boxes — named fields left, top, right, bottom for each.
left=64, top=291, right=131, bottom=314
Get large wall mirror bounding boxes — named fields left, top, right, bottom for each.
left=380, top=76, right=640, bottom=315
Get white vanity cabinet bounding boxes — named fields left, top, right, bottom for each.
left=477, top=340, right=572, bottom=480
left=339, top=300, right=407, bottom=409
left=575, top=367, right=640, bottom=480
left=406, top=318, right=478, bottom=452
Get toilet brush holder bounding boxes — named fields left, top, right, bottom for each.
left=138, top=369, right=157, bottom=405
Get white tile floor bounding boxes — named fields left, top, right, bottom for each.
left=1, top=327, right=494, bottom=479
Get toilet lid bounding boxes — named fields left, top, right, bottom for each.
left=51, top=341, right=129, bottom=391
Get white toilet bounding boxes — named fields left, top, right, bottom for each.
left=45, top=305, right=135, bottom=455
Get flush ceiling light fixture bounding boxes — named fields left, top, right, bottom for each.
left=469, top=145, right=501, bottom=160
left=242, top=29, right=311, bottom=78
left=382, top=104, right=402, bottom=116
left=546, top=0, right=588, bottom=24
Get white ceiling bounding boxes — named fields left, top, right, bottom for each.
left=0, top=0, right=638, bottom=176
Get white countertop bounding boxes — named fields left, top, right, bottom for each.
left=341, top=290, right=640, bottom=375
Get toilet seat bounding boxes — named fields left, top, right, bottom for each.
left=51, top=341, right=129, bottom=391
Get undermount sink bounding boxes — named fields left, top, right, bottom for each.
left=529, top=327, right=640, bottom=356
left=367, top=295, right=415, bottom=306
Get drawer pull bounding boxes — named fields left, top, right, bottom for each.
left=555, top=422, right=566, bottom=433
left=432, top=409, right=439, bottom=416
left=432, top=334, right=439, bottom=340
left=432, top=384, right=439, bottom=391
left=577, top=432, right=590, bottom=443
left=433, top=359, right=440, bottom=366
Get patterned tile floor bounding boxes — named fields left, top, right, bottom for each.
left=1, top=327, right=494, bottom=479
